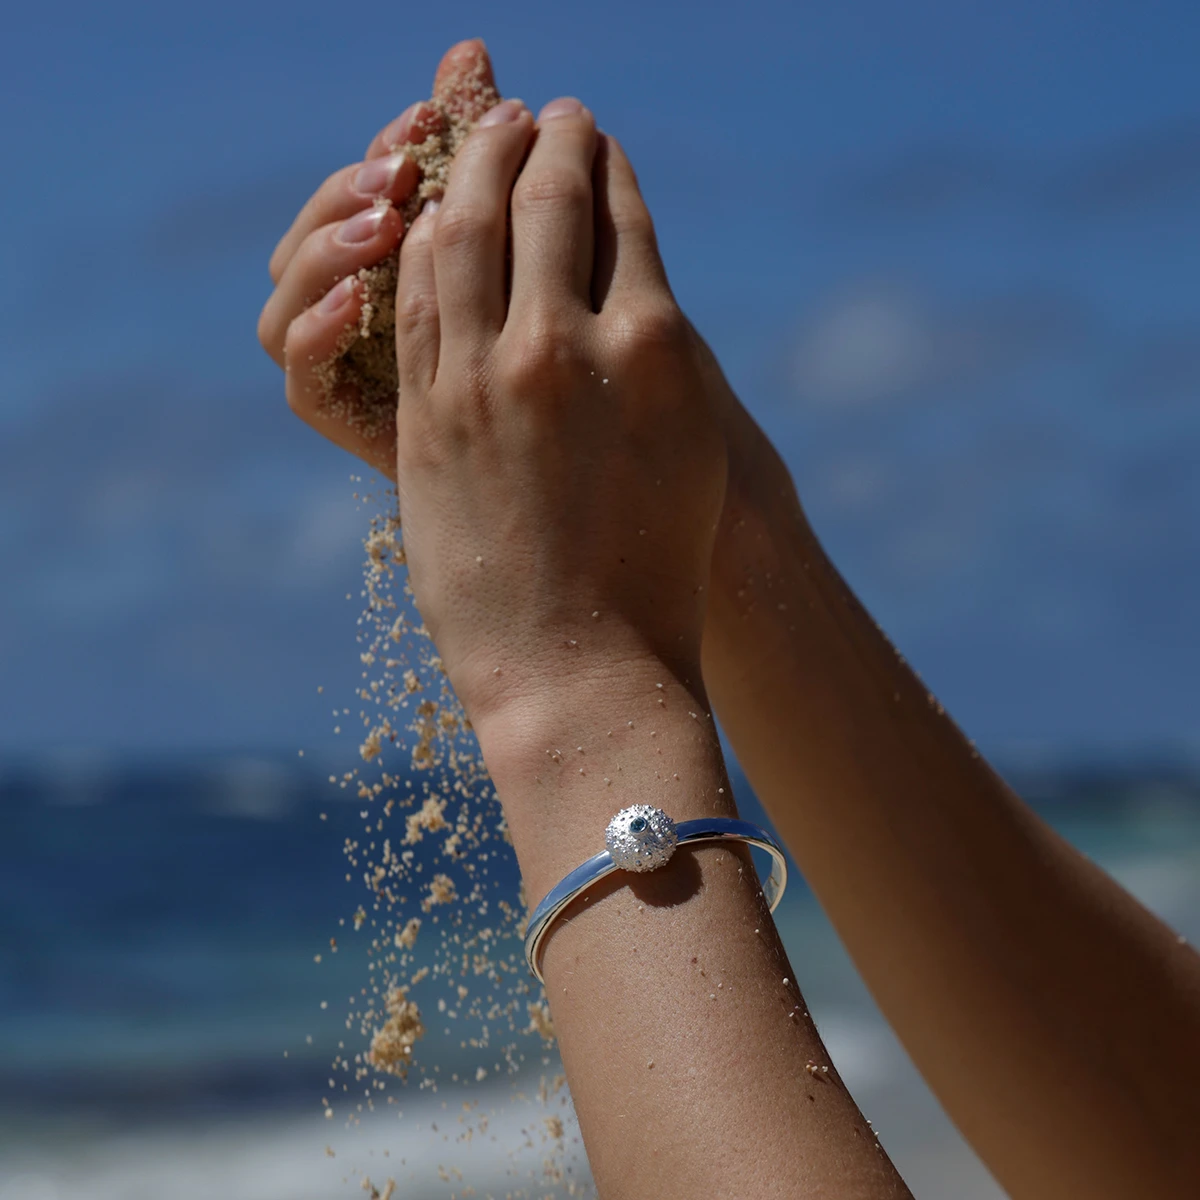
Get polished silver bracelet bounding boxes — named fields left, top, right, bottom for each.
left=523, top=804, right=788, bottom=983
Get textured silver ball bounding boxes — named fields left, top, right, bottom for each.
left=605, top=805, right=678, bottom=872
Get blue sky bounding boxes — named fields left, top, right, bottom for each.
left=2, top=0, right=1199, bottom=757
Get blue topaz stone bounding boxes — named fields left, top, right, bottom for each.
left=604, top=805, right=678, bottom=872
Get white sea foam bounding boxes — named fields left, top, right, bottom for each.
left=0, top=1081, right=586, bottom=1200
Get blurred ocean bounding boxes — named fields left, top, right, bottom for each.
left=2, top=753, right=1198, bottom=1199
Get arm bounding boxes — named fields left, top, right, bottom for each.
left=478, top=661, right=908, bottom=1198
left=258, top=38, right=1197, bottom=1196
left=372, top=91, right=912, bottom=1198
left=698, top=399, right=1200, bottom=1199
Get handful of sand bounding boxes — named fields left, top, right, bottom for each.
left=323, top=54, right=504, bottom=435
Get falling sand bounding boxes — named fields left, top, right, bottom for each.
left=368, top=985, right=425, bottom=1078
left=302, top=46, right=592, bottom=1194
left=308, top=485, right=587, bottom=1196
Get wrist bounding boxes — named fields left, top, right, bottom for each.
left=701, top=439, right=894, bottom=729
left=705, top=450, right=823, bottom=665
left=473, top=646, right=709, bottom=792
left=702, top=452, right=916, bottom=758
left=469, top=653, right=736, bottom=903
left=708, top=389, right=820, bottom=613
left=452, top=617, right=705, bottom=747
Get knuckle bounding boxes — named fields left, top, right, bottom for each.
left=257, top=304, right=281, bottom=359
left=284, top=372, right=311, bottom=419
left=441, top=352, right=495, bottom=422
left=458, top=351, right=495, bottom=407
left=497, top=318, right=582, bottom=397
left=283, top=351, right=317, bottom=419
left=431, top=203, right=489, bottom=253
left=512, top=168, right=590, bottom=217
left=283, top=315, right=340, bottom=422
left=604, top=132, right=627, bottom=159
left=613, top=203, right=657, bottom=245
left=395, top=413, right=444, bottom=474
left=395, top=283, right=437, bottom=342
left=609, top=303, right=689, bottom=357
left=280, top=317, right=301, bottom=369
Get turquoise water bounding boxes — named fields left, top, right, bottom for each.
left=1, top=756, right=1197, bottom=1199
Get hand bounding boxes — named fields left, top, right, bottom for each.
left=389, top=96, right=727, bottom=739
left=256, top=39, right=499, bottom=475
left=261, top=42, right=810, bottom=669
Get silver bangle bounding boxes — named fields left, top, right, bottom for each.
left=523, top=804, right=788, bottom=983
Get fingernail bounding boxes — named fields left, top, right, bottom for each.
left=477, top=99, right=525, bottom=128
left=318, top=275, right=356, bottom=315
left=337, top=206, right=386, bottom=245
left=382, top=101, right=440, bottom=150
left=421, top=197, right=442, bottom=217
left=408, top=103, right=442, bottom=145
left=539, top=96, right=584, bottom=120
left=380, top=101, right=419, bottom=149
left=353, top=152, right=406, bottom=196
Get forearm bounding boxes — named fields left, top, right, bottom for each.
left=474, top=653, right=912, bottom=1199
left=703, top=464, right=1200, bottom=1198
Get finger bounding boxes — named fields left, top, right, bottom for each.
left=269, top=153, right=419, bottom=284
left=509, top=98, right=598, bottom=318
left=258, top=203, right=404, bottom=367
left=364, top=99, right=445, bottom=161
left=431, top=100, right=534, bottom=356
left=362, top=38, right=497, bottom=160
left=394, top=200, right=442, bottom=397
left=283, top=275, right=397, bottom=477
left=433, top=37, right=500, bottom=123
left=590, top=132, right=671, bottom=312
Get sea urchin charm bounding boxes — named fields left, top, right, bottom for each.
left=604, top=806, right=678, bottom=872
